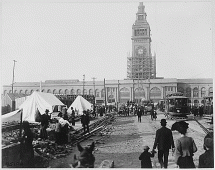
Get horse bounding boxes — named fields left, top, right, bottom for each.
left=72, top=142, right=95, bottom=168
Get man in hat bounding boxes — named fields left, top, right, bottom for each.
left=153, top=119, right=175, bottom=168
left=199, top=135, right=214, bottom=168
left=39, top=109, right=51, bottom=139
left=139, top=145, right=155, bottom=168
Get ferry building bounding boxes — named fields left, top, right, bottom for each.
left=2, top=3, right=213, bottom=108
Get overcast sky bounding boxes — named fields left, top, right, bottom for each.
left=1, top=0, right=214, bottom=87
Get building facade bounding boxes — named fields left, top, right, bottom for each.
left=2, top=78, right=213, bottom=107
left=127, top=2, right=156, bottom=80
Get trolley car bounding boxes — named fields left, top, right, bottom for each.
left=203, top=96, right=213, bottom=115
left=165, top=92, right=190, bottom=119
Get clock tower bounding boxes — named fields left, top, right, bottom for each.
left=127, top=2, right=156, bottom=80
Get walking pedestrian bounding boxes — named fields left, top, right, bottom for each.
left=139, top=146, right=155, bottom=168
left=174, top=121, right=197, bottom=168
left=137, top=108, right=142, bottom=122
left=153, top=119, right=175, bottom=168
left=150, top=108, right=154, bottom=120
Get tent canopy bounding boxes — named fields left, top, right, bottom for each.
left=67, top=95, right=92, bottom=115
left=2, top=91, right=65, bottom=123
left=2, top=110, right=21, bottom=123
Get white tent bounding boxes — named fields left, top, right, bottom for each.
left=2, top=110, right=21, bottom=123
left=67, top=95, right=93, bottom=115
left=2, top=91, right=65, bottom=123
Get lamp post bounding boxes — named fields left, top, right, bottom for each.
left=12, top=60, right=17, bottom=94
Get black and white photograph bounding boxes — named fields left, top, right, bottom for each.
left=1, top=0, right=214, bottom=168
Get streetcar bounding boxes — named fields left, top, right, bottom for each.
left=164, top=92, right=190, bottom=118
left=203, top=96, right=213, bottom=115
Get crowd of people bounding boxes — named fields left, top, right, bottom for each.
left=139, top=119, right=214, bottom=168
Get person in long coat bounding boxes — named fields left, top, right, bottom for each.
left=153, top=119, right=175, bottom=168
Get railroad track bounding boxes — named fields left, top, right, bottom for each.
left=71, top=113, right=115, bottom=145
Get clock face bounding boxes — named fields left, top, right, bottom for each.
left=136, top=46, right=146, bottom=56
left=138, top=48, right=144, bottom=54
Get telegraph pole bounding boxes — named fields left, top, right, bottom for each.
left=12, top=60, right=17, bottom=94
left=82, top=74, right=85, bottom=96
left=92, top=77, right=96, bottom=104
left=104, top=78, right=107, bottom=113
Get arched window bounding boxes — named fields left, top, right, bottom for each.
left=201, top=87, right=206, bottom=97
left=30, top=90, right=34, bottom=94
left=185, top=87, right=191, bottom=97
left=150, top=87, right=161, bottom=99
left=71, top=89, right=75, bottom=95
left=95, top=89, right=100, bottom=97
left=41, top=89, right=45, bottom=93
left=9, top=90, right=12, bottom=93
left=89, top=89, right=93, bottom=95
left=59, top=89, right=62, bottom=94
left=101, top=89, right=105, bottom=97
left=193, top=87, right=199, bottom=97
left=209, top=87, right=213, bottom=96
left=14, top=90, right=17, bottom=93
left=77, top=89, right=81, bottom=95
left=194, top=100, right=199, bottom=106
left=65, top=89, right=69, bottom=94
left=20, top=90, right=23, bottom=94
left=36, top=89, right=39, bottom=92
left=83, top=89, right=87, bottom=95
left=47, top=89, right=51, bottom=93
left=53, top=89, right=57, bottom=94
left=135, top=87, right=145, bottom=100
left=120, top=87, right=130, bottom=103
left=177, top=87, right=184, bottom=94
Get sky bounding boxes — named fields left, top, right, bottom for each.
left=1, top=0, right=214, bottom=87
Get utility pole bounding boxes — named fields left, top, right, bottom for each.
left=92, top=77, right=96, bottom=104
left=12, top=60, right=17, bottom=94
left=104, top=78, right=107, bottom=113
left=82, top=74, right=85, bottom=96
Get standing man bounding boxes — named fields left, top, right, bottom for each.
left=137, top=108, right=142, bottom=123
left=153, top=119, right=175, bottom=168
left=70, top=107, right=76, bottom=126
left=81, top=110, right=90, bottom=133
left=40, top=109, right=51, bottom=140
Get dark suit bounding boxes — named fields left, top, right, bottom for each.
left=153, top=126, right=175, bottom=168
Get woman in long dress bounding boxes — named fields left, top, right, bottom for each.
left=174, top=121, right=197, bottom=168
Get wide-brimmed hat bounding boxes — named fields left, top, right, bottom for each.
left=143, top=146, right=150, bottom=150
